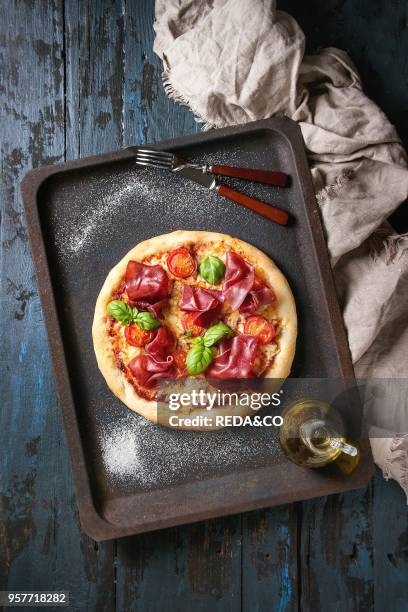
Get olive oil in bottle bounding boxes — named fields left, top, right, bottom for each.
left=279, top=399, right=358, bottom=468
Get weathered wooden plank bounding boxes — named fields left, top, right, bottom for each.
left=242, top=505, right=298, bottom=612
left=116, top=519, right=242, bottom=612
left=299, top=485, right=374, bottom=611
left=0, top=0, right=66, bottom=590
left=123, top=0, right=200, bottom=146
left=67, top=0, right=126, bottom=155
left=0, top=1, right=114, bottom=609
left=372, top=469, right=408, bottom=612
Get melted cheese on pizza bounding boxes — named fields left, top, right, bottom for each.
left=107, top=240, right=283, bottom=398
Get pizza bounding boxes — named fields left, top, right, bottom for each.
left=92, top=230, right=297, bottom=429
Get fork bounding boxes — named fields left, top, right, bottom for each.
left=134, top=149, right=289, bottom=186
left=134, top=148, right=289, bottom=226
left=135, top=148, right=179, bottom=170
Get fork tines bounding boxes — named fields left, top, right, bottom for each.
left=135, top=148, right=175, bottom=170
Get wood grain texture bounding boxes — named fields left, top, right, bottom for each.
left=242, top=505, right=299, bottom=612
left=123, top=0, right=200, bottom=146
left=115, top=519, right=242, bottom=612
left=0, top=2, right=114, bottom=610
left=300, top=487, right=374, bottom=611
left=1, top=1, right=408, bottom=611
left=216, top=184, right=289, bottom=225
left=210, top=165, right=289, bottom=187
left=372, top=470, right=408, bottom=612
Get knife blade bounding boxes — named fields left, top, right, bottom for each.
left=173, top=165, right=217, bottom=190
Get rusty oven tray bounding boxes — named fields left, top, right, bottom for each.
left=21, top=118, right=373, bottom=541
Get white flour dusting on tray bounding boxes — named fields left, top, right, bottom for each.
left=99, top=406, right=281, bottom=490
left=53, top=148, right=268, bottom=259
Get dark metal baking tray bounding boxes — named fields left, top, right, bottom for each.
left=21, top=118, right=373, bottom=541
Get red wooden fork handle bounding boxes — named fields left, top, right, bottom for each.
left=210, top=164, right=289, bottom=187
left=216, top=184, right=289, bottom=226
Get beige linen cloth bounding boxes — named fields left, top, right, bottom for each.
left=154, top=0, right=408, bottom=496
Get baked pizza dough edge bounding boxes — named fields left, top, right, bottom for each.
left=92, top=230, right=297, bottom=429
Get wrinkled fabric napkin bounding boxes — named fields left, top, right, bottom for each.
left=154, top=0, right=408, bottom=496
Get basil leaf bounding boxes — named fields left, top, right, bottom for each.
left=186, top=344, right=213, bottom=376
left=134, top=311, right=161, bottom=330
left=203, top=322, right=234, bottom=347
left=192, top=336, right=204, bottom=346
left=199, top=255, right=225, bottom=285
left=108, top=300, right=135, bottom=325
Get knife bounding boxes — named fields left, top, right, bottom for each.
left=200, top=163, right=289, bottom=187
left=172, top=165, right=289, bottom=226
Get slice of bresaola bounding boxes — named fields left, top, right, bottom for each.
left=145, top=326, right=175, bottom=360
left=129, top=326, right=175, bottom=388
left=223, top=251, right=254, bottom=310
left=239, top=277, right=275, bottom=316
left=206, top=334, right=259, bottom=379
left=181, top=285, right=223, bottom=327
left=223, top=252, right=274, bottom=314
left=125, top=260, right=169, bottom=315
left=128, top=298, right=168, bottom=319
left=128, top=353, right=175, bottom=388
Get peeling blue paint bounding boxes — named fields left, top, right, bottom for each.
left=19, top=340, right=28, bottom=364
left=277, top=524, right=293, bottom=612
left=32, top=358, right=48, bottom=430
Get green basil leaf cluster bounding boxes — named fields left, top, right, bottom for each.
left=186, top=322, right=234, bottom=375
left=108, top=300, right=160, bottom=331
left=199, top=255, right=225, bottom=285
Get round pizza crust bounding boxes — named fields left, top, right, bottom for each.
left=92, top=230, right=297, bottom=429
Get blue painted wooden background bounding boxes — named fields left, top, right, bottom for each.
left=1, top=1, right=407, bottom=611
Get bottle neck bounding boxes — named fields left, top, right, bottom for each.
left=299, top=418, right=357, bottom=457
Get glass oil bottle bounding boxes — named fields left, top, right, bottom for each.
left=279, top=399, right=359, bottom=469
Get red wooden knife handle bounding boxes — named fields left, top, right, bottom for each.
left=216, top=184, right=289, bottom=226
left=210, top=164, right=289, bottom=187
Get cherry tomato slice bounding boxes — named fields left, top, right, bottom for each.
left=172, top=348, right=188, bottom=376
left=181, top=312, right=206, bottom=337
left=125, top=323, right=153, bottom=347
left=244, top=315, right=275, bottom=345
left=167, top=248, right=197, bottom=279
